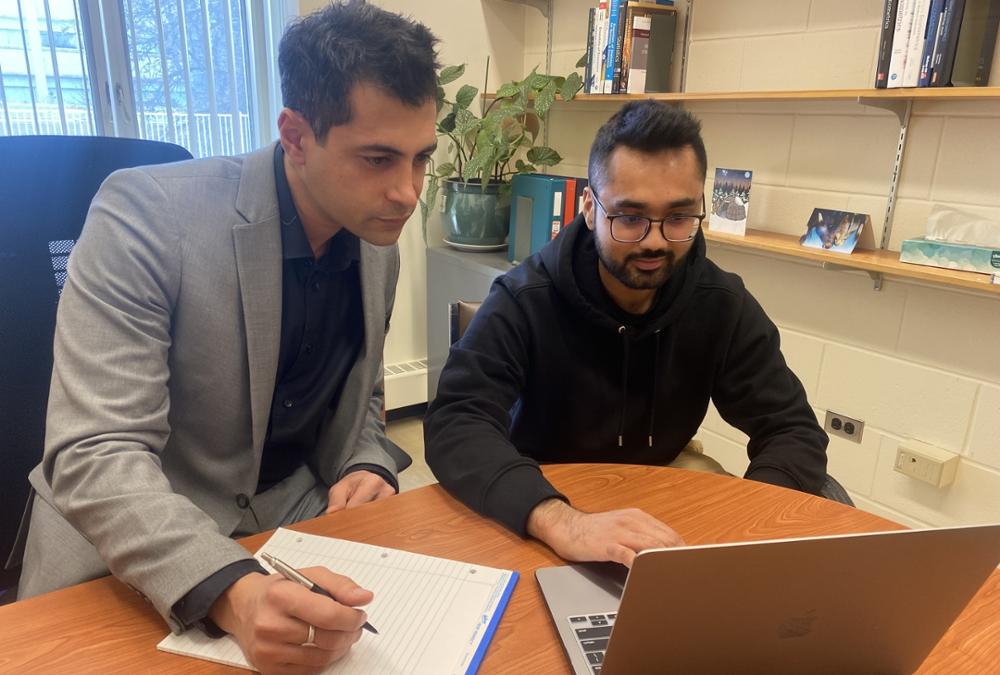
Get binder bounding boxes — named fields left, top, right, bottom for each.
left=508, top=174, right=566, bottom=262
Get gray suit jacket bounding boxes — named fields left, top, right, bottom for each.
left=23, top=144, right=399, bottom=628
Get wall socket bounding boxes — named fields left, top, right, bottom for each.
left=894, top=440, right=959, bottom=487
left=824, top=410, right=864, bottom=443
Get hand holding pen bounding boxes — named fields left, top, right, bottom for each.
left=261, top=551, right=379, bottom=635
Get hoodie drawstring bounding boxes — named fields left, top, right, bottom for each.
left=617, top=325, right=628, bottom=448
left=648, top=330, right=662, bottom=448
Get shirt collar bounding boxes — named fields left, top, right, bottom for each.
left=273, top=144, right=360, bottom=268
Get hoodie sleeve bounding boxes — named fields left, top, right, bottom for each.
left=711, top=289, right=828, bottom=495
left=424, top=281, right=566, bottom=536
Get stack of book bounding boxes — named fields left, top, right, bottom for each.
left=582, top=1, right=678, bottom=94
left=875, top=0, right=1000, bottom=88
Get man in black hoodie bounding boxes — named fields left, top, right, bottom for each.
left=424, top=100, right=828, bottom=567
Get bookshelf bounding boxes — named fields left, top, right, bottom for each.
left=488, top=86, right=1000, bottom=103
left=704, top=229, right=1000, bottom=297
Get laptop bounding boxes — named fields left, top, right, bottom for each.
left=536, top=523, right=1000, bottom=675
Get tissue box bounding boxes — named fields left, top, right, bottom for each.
left=899, top=238, right=1000, bottom=275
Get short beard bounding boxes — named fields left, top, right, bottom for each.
left=595, top=237, right=677, bottom=290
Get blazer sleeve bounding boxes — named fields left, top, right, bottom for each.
left=42, top=169, right=254, bottom=627
left=711, top=289, right=828, bottom=495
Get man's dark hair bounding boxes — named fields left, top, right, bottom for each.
left=588, top=100, right=708, bottom=191
left=279, top=0, right=440, bottom=140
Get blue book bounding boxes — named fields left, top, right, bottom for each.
left=604, top=0, right=621, bottom=92
left=508, top=173, right=566, bottom=262
left=920, top=0, right=947, bottom=85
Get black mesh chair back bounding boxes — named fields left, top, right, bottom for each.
left=0, top=135, right=192, bottom=599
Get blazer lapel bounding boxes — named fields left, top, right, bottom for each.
left=233, top=145, right=282, bottom=452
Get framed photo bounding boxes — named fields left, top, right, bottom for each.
left=709, top=168, right=752, bottom=236
left=799, top=208, right=871, bottom=254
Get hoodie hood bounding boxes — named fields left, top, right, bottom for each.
left=538, top=213, right=707, bottom=338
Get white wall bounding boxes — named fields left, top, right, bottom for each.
left=535, top=0, right=1000, bottom=526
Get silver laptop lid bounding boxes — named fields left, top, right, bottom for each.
left=539, top=524, right=1000, bottom=675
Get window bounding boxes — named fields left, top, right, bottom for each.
left=0, top=0, right=292, bottom=158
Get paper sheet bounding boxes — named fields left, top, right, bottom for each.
left=157, top=528, right=518, bottom=674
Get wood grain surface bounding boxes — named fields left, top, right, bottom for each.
left=0, top=464, right=995, bottom=674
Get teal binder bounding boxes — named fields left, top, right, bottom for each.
left=508, top=173, right=566, bottom=263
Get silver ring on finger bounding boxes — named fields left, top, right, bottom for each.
left=301, top=623, right=317, bottom=647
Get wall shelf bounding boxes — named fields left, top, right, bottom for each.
left=497, top=86, right=1000, bottom=103
left=704, top=229, right=1000, bottom=296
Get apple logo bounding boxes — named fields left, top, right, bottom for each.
left=778, top=609, right=818, bottom=639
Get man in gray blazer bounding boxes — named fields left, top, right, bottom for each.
left=16, top=2, right=439, bottom=672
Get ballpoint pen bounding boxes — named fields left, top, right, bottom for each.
left=260, top=551, right=379, bottom=634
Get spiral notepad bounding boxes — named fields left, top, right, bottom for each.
left=157, top=528, right=518, bottom=674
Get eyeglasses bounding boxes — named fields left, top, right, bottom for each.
left=590, top=190, right=705, bottom=243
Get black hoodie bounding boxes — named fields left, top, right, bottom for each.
left=424, top=216, right=828, bottom=536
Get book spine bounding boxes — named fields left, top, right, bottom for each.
left=584, top=8, right=596, bottom=93
left=930, top=0, right=956, bottom=83
left=876, top=0, right=900, bottom=87
left=620, top=6, right=638, bottom=94
left=903, top=0, right=933, bottom=86
left=976, top=0, right=1000, bottom=84
left=919, top=0, right=946, bottom=85
left=933, top=0, right=967, bottom=86
left=627, top=14, right=653, bottom=94
left=612, top=0, right=629, bottom=93
left=604, top=0, right=620, bottom=93
left=594, top=4, right=608, bottom=94
left=888, top=0, right=917, bottom=87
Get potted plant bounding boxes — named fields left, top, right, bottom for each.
left=421, top=61, right=584, bottom=249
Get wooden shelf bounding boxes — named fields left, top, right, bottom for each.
left=487, top=86, right=1000, bottom=103
left=704, top=228, right=1000, bottom=296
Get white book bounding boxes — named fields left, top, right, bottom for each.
left=902, top=0, right=933, bottom=86
left=593, top=6, right=608, bottom=94
left=888, top=0, right=917, bottom=88
left=157, top=528, right=519, bottom=674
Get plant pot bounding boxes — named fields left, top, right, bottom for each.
left=441, top=179, right=510, bottom=247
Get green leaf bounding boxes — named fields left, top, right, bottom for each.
left=534, top=80, right=557, bottom=119
left=438, top=64, right=465, bottom=86
left=438, top=111, right=457, bottom=134
left=455, top=84, right=479, bottom=110
left=527, top=146, right=562, bottom=167
left=436, top=86, right=446, bottom=112
left=576, top=53, right=588, bottom=68
left=454, top=107, right=480, bottom=136
left=435, top=162, right=456, bottom=177
left=514, top=159, right=538, bottom=174
left=495, top=82, right=520, bottom=99
left=560, top=72, right=583, bottom=101
left=528, top=72, right=551, bottom=91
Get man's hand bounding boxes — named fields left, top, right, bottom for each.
left=208, top=568, right=373, bottom=675
left=326, top=470, right=395, bottom=514
left=526, top=498, right=685, bottom=568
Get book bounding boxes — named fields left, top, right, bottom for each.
left=932, top=0, right=968, bottom=85
left=604, top=0, right=622, bottom=93
left=595, top=2, right=609, bottom=93
left=558, top=177, right=577, bottom=239
left=919, top=0, right=947, bottom=85
left=951, top=0, right=1000, bottom=85
left=509, top=173, right=566, bottom=262
left=584, top=8, right=596, bottom=93
left=621, top=2, right=677, bottom=94
left=876, top=0, right=900, bottom=87
left=612, top=0, right=629, bottom=93
left=888, top=0, right=918, bottom=87
left=157, top=528, right=519, bottom=674
left=902, top=0, right=933, bottom=86
left=709, top=168, right=752, bottom=236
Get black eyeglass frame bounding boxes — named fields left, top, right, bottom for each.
left=590, top=190, right=706, bottom=243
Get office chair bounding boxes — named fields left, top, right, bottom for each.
left=446, top=300, right=855, bottom=507
left=0, top=136, right=193, bottom=602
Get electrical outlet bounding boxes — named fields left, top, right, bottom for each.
left=824, top=410, right=864, bottom=443
left=894, top=441, right=959, bottom=487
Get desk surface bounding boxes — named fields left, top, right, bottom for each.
left=1, top=464, right=997, bottom=674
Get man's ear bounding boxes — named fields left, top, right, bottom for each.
left=582, top=186, right=596, bottom=232
left=278, top=108, right=311, bottom=166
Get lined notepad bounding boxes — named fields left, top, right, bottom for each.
left=157, top=528, right=519, bottom=674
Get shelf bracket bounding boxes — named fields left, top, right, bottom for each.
left=857, top=97, right=913, bottom=252
left=822, top=261, right=884, bottom=291
left=497, top=0, right=550, bottom=19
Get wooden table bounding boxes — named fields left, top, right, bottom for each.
left=1, top=464, right=997, bottom=674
